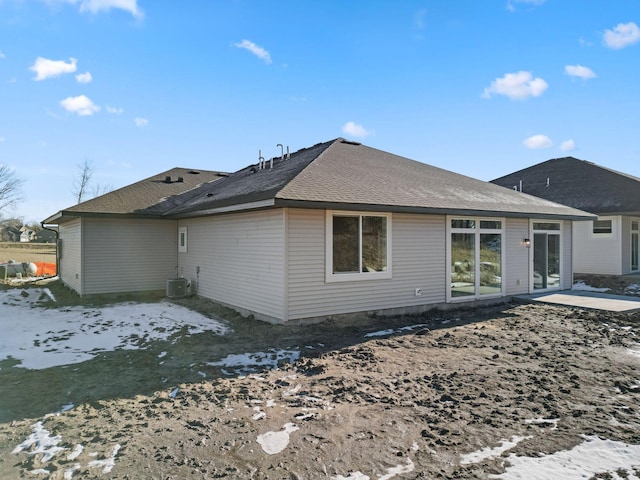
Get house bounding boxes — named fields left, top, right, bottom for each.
left=35, top=229, right=56, bottom=243
left=19, top=227, right=36, bottom=243
left=43, top=139, right=593, bottom=324
left=491, top=157, right=640, bottom=276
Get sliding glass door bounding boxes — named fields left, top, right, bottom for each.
left=532, top=223, right=561, bottom=291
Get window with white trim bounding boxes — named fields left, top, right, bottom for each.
left=326, top=211, right=391, bottom=282
left=178, top=226, right=187, bottom=253
left=593, top=219, right=613, bottom=235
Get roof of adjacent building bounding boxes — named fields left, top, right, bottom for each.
left=491, top=157, right=640, bottom=216
left=43, top=167, right=228, bottom=224
left=44, top=139, right=595, bottom=224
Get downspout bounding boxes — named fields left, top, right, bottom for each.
left=40, top=221, right=60, bottom=279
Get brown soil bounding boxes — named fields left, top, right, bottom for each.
left=1, top=288, right=639, bottom=479
left=0, top=243, right=56, bottom=264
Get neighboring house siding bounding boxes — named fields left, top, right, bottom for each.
left=59, top=218, right=82, bottom=294
left=286, top=209, right=447, bottom=321
left=573, top=216, right=622, bottom=275
left=82, top=218, right=178, bottom=295
left=504, top=217, right=529, bottom=296
left=179, top=210, right=286, bottom=322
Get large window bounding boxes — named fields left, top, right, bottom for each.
left=449, top=218, right=503, bottom=299
left=326, top=212, right=391, bottom=282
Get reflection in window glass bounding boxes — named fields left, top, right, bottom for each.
left=593, top=220, right=612, bottom=235
left=362, top=216, right=387, bottom=272
left=451, top=219, right=475, bottom=229
left=533, top=222, right=560, bottom=230
left=451, top=233, right=475, bottom=297
left=333, top=216, right=359, bottom=273
left=480, top=233, right=501, bottom=294
left=480, top=221, right=502, bottom=230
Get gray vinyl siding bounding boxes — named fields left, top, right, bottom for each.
left=286, top=209, right=446, bottom=321
left=82, top=218, right=178, bottom=295
left=504, top=217, right=529, bottom=295
left=573, top=216, right=622, bottom=275
left=59, top=218, right=82, bottom=294
left=178, top=210, right=286, bottom=322
left=562, top=220, right=573, bottom=289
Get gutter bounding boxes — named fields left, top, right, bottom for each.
left=40, top=221, right=60, bottom=279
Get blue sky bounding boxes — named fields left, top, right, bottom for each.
left=1, top=0, right=639, bottom=223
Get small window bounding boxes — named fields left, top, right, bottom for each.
left=451, top=219, right=475, bottom=229
left=178, top=226, right=187, bottom=253
left=533, top=222, right=561, bottom=231
left=326, top=212, right=391, bottom=282
left=593, top=220, right=612, bottom=235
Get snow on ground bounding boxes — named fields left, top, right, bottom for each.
left=490, top=436, right=640, bottom=479
left=206, top=349, right=301, bottom=376
left=364, top=323, right=428, bottom=338
left=572, top=281, right=611, bottom=293
left=459, top=436, right=531, bottom=465
left=0, top=288, right=227, bottom=370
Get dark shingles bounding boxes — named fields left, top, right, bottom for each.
left=491, top=157, right=640, bottom=215
left=43, top=168, right=227, bottom=223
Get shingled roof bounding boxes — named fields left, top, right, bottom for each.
left=165, top=139, right=593, bottom=220
left=43, top=167, right=227, bottom=224
left=491, top=157, right=640, bottom=216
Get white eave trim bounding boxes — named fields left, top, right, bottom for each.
left=171, top=199, right=276, bottom=218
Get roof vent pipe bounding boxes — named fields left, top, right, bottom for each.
left=546, top=177, right=550, bottom=187
left=164, top=176, right=171, bottom=183
left=259, top=150, right=265, bottom=170
left=277, top=143, right=284, bottom=161
left=286, top=146, right=290, bottom=160
left=519, top=180, right=523, bottom=192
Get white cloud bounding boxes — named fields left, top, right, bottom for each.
left=0, top=50, right=5, bottom=59
left=134, top=117, right=148, bottom=127
left=30, top=56, right=77, bottom=81
left=234, top=39, right=272, bottom=64
left=53, top=0, right=143, bottom=18
left=482, top=71, right=548, bottom=100
left=565, top=64, right=596, bottom=79
left=75, top=71, right=93, bottom=83
left=60, top=95, right=100, bottom=116
left=506, top=0, right=546, bottom=12
left=106, top=105, right=123, bottom=114
left=523, top=134, right=553, bottom=149
left=342, top=121, right=372, bottom=138
left=560, top=139, right=576, bottom=152
left=603, top=22, right=640, bottom=49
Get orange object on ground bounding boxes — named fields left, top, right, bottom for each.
left=34, top=262, right=57, bottom=276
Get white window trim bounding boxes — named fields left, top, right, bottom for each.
left=178, top=226, right=188, bottom=253
left=592, top=216, right=615, bottom=238
left=446, top=216, right=505, bottom=303
left=325, top=210, right=392, bottom=283
left=530, top=219, right=563, bottom=293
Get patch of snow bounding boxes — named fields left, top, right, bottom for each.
left=206, top=349, right=300, bottom=376
left=572, top=281, right=610, bottom=293
left=0, top=288, right=228, bottom=370
left=67, top=444, right=84, bottom=460
left=333, top=473, right=370, bottom=480
left=490, top=436, right=640, bottom=479
left=628, top=345, right=640, bottom=358
left=87, top=444, right=120, bottom=474
left=12, top=421, right=65, bottom=462
left=256, top=423, right=299, bottom=455
left=266, top=399, right=276, bottom=408
left=157, top=351, right=167, bottom=358
left=63, top=463, right=81, bottom=479
left=169, top=387, right=180, bottom=398
left=332, top=459, right=415, bottom=480
left=29, top=468, right=50, bottom=475
left=460, top=436, right=531, bottom=465
left=365, top=324, right=428, bottom=338
left=525, top=418, right=559, bottom=430
left=252, top=411, right=266, bottom=420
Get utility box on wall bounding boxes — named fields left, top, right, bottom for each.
left=166, top=278, right=188, bottom=298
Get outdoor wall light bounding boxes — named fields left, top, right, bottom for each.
left=522, top=238, right=531, bottom=248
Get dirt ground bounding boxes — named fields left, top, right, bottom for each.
left=0, top=243, right=56, bottom=264
left=1, top=279, right=639, bottom=479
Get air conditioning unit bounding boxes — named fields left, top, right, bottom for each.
left=166, top=278, right=188, bottom=298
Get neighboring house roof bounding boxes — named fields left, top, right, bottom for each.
left=43, top=167, right=228, bottom=224
left=165, top=139, right=593, bottom=220
left=43, top=140, right=594, bottom=224
left=491, top=157, right=640, bottom=216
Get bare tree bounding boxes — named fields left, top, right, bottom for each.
left=91, top=183, right=114, bottom=198
left=0, top=164, right=24, bottom=215
left=71, top=159, right=94, bottom=204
